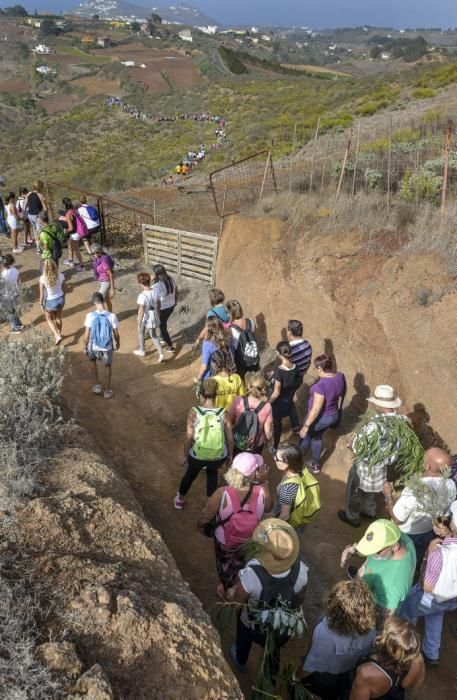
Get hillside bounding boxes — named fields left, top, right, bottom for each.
left=73, top=1, right=219, bottom=24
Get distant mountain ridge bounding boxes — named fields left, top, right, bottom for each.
left=73, top=1, right=219, bottom=25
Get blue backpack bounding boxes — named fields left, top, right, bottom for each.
left=91, top=312, right=113, bottom=350
left=85, top=204, right=99, bottom=222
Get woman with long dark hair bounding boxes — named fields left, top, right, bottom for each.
left=61, top=197, right=85, bottom=270
left=211, top=349, right=244, bottom=410
left=152, top=263, right=178, bottom=353
left=193, top=316, right=234, bottom=386
left=299, top=353, right=346, bottom=474
left=269, top=340, right=302, bottom=449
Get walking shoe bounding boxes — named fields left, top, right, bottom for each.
left=133, top=349, right=145, bottom=357
left=63, top=259, right=73, bottom=266
left=55, top=335, right=63, bottom=345
left=308, top=463, right=321, bottom=475
left=166, top=346, right=176, bottom=353
left=423, top=654, right=439, bottom=666
left=9, top=328, right=23, bottom=334
left=173, top=493, right=185, bottom=510
left=337, top=510, right=361, bottom=528
left=158, top=355, right=166, bottom=362
left=92, top=384, right=103, bottom=394
left=104, top=389, right=113, bottom=399
left=12, top=247, right=23, bottom=253
left=230, top=643, right=246, bottom=674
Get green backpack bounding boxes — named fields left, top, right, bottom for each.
left=192, top=407, right=225, bottom=460
left=283, top=469, right=321, bottom=528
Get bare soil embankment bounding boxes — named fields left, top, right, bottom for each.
left=15, top=429, right=242, bottom=699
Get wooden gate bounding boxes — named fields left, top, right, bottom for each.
left=142, top=225, right=218, bottom=284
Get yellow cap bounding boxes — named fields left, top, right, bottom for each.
left=356, top=519, right=401, bottom=557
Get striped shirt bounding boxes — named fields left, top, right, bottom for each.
left=423, top=536, right=457, bottom=587
left=290, top=339, right=312, bottom=377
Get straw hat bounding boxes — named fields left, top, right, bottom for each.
left=367, top=385, right=402, bottom=409
left=356, top=519, right=401, bottom=557
left=252, top=518, right=299, bottom=575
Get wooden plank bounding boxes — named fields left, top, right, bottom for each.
left=181, top=261, right=213, bottom=277
left=180, top=242, right=216, bottom=256
left=145, top=229, right=179, bottom=241
left=145, top=224, right=216, bottom=243
left=147, top=252, right=178, bottom=267
left=180, top=236, right=216, bottom=249
left=180, top=248, right=215, bottom=263
left=147, top=242, right=178, bottom=255
left=181, top=268, right=213, bottom=283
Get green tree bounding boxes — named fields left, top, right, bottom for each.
left=130, top=20, right=140, bottom=32
left=40, top=18, right=59, bottom=36
left=0, top=5, right=28, bottom=16
left=369, top=45, right=382, bottom=59
left=150, top=12, right=162, bottom=24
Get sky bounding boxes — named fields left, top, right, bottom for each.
left=15, top=0, right=457, bottom=29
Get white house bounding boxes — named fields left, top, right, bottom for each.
left=33, top=44, right=52, bottom=54
left=120, top=60, right=135, bottom=66
left=178, top=28, right=192, bottom=42
left=197, top=25, right=217, bottom=35
left=36, top=65, right=55, bottom=75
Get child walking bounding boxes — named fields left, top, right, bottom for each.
left=1, top=253, right=24, bottom=333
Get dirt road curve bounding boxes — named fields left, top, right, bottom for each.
left=18, top=246, right=454, bottom=699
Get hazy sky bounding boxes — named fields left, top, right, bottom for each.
left=17, top=0, right=457, bottom=28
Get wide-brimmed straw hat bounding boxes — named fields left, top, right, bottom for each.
left=367, top=385, right=402, bottom=409
left=252, top=518, right=299, bottom=575
left=356, top=519, right=401, bottom=557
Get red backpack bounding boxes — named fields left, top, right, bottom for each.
left=222, top=485, right=262, bottom=548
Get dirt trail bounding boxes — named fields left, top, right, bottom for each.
left=18, top=237, right=455, bottom=699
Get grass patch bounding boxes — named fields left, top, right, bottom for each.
left=55, top=46, right=111, bottom=64
left=412, top=87, right=436, bottom=99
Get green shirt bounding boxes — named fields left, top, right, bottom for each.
left=39, top=223, right=64, bottom=261
left=363, top=534, right=416, bottom=610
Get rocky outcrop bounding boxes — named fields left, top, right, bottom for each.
left=16, top=432, right=242, bottom=700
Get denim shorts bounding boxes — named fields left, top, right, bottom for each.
left=45, top=295, right=64, bottom=311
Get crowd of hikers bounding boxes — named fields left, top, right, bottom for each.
left=1, top=175, right=457, bottom=699
left=104, top=97, right=228, bottom=182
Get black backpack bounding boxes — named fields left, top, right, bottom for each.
left=233, top=320, right=259, bottom=371
left=43, top=225, right=63, bottom=262
left=27, top=191, right=43, bottom=215
left=233, top=397, right=266, bottom=453
left=248, top=560, right=301, bottom=628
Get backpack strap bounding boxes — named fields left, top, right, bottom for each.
left=219, top=484, right=254, bottom=527
left=243, top=396, right=250, bottom=412
left=282, top=474, right=301, bottom=486
left=254, top=401, right=266, bottom=414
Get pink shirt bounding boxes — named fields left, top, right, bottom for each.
left=228, top=396, right=272, bottom=446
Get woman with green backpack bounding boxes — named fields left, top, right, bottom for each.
left=174, top=378, right=234, bottom=509
left=272, top=442, right=321, bottom=530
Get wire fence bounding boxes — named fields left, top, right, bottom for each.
left=45, top=180, right=156, bottom=248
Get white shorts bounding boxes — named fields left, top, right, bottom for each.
left=99, top=281, right=110, bottom=297
left=70, top=233, right=81, bottom=241
left=7, top=216, right=18, bottom=230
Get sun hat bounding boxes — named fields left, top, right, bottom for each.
left=232, top=452, right=263, bottom=477
left=356, top=519, right=401, bottom=557
left=367, top=385, right=402, bottom=409
left=252, top=517, right=299, bottom=575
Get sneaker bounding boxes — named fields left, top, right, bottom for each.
left=159, top=339, right=167, bottom=346
left=158, top=355, right=166, bottom=363
left=308, top=464, right=321, bottom=475
left=55, top=335, right=63, bottom=346
left=12, top=247, right=23, bottom=253
left=230, top=643, right=246, bottom=674
left=63, top=259, right=73, bottom=266
left=173, top=493, right=185, bottom=510
left=423, top=654, right=439, bottom=666
left=133, top=349, right=145, bottom=357
left=337, top=510, right=361, bottom=528
left=92, top=384, right=103, bottom=395
left=104, top=389, right=113, bottom=399
left=166, top=346, right=176, bottom=353
left=9, top=328, right=23, bottom=334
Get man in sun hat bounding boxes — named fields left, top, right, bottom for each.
left=399, top=501, right=457, bottom=665
left=341, top=518, right=416, bottom=627
left=226, top=518, right=308, bottom=676
left=338, top=384, right=408, bottom=527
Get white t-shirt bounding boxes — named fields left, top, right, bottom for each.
left=393, top=477, right=456, bottom=535
left=152, top=279, right=176, bottom=310
left=230, top=318, right=256, bottom=350
left=1, top=267, right=19, bottom=289
left=239, top=557, right=308, bottom=628
left=78, top=205, right=100, bottom=231
left=137, top=289, right=158, bottom=329
left=39, top=272, right=64, bottom=300
left=84, top=310, right=119, bottom=351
